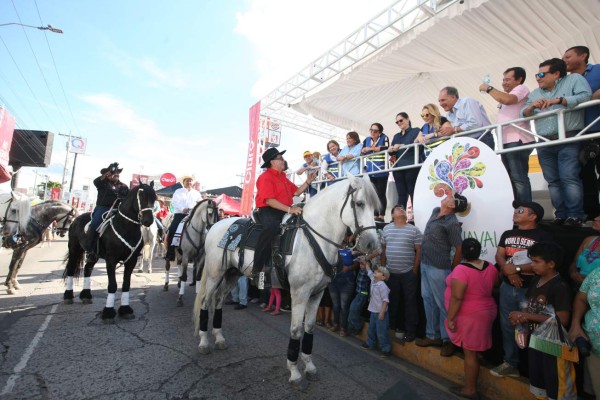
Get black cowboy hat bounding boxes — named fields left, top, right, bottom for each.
left=100, top=162, right=123, bottom=175
left=261, top=148, right=286, bottom=169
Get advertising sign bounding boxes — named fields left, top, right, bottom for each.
left=50, top=187, right=61, bottom=200
left=130, top=174, right=149, bottom=188
left=160, top=172, right=177, bottom=187
left=413, top=138, right=513, bottom=262
left=0, top=107, right=15, bottom=166
left=240, top=101, right=261, bottom=216
left=69, top=137, right=87, bottom=154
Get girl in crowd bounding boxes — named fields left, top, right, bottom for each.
left=389, top=113, right=421, bottom=209
left=362, top=123, right=389, bottom=221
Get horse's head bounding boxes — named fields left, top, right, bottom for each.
left=340, top=174, right=380, bottom=254
left=134, top=181, right=157, bottom=227
left=53, top=204, right=78, bottom=237
left=206, top=198, right=220, bottom=228
left=1, top=201, right=21, bottom=247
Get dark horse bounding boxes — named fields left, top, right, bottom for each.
left=2, top=200, right=77, bottom=294
left=63, top=182, right=156, bottom=321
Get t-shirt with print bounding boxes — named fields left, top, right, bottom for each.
left=498, top=227, right=553, bottom=288
left=525, top=275, right=572, bottom=333
left=580, top=267, right=600, bottom=355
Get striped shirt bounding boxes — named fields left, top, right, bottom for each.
left=382, top=223, right=422, bottom=274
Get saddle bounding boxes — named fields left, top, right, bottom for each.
left=217, top=214, right=299, bottom=289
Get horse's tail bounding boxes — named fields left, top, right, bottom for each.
left=62, top=249, right=84, bottom=280
left=193, top=260, right=210, bottom=336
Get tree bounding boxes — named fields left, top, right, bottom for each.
left=46, top=181, right=61, bottom=189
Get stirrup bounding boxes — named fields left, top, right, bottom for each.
left=257, top=272, right=265, bottom=290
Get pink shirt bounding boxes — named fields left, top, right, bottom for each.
left=497, top=84, right=534, bottom=144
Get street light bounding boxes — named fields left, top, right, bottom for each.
left=0, top=23, right=63, bottom=34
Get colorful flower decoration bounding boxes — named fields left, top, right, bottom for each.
left=428, top=142, right=486, bottom=197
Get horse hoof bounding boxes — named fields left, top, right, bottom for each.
left=136, top=268, right=143, bottom=273
left=7, top=288, right=15, bottom=295
left=163, top=283, right=168, bottom=291
left=147, top=270, right=152, bottom=274
left=81, top=298, right=93, bottom=304
left=305, top=371, right=319, bottom=382
left=215, top=341, right=228, bottom=350
left=101, top=307, right=117, bottom=320
left=290, top=378, right=308, bottom=392
left=118, top=305, right=134, bottom=318
left=64, top=290, right=74, bottom=301
left=198, top=345, right=211, bottom=355
left=79, top=289, right=92, bottom=302
left=176, top=298, right=184, bottom=307
left=64, top=298, right=74, bottom=305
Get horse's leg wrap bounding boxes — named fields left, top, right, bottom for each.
left=200, top=309, right=209, bottom=332
left=83, top=277, right=91, bottom=290
left=301, top=332, right=313, bottom=355
left=213, top=309, right=223, bottom=329
left=287, top=338, right=301, bottom=362
left=66, top=276, right=74, bottom=290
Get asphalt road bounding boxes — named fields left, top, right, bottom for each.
left=0, top=240, right=458, bottom=400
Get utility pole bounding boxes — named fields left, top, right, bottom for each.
left=60, top=132, right=71, bottom=199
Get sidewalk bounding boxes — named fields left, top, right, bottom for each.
left=354, top=324, right=530, bottom=400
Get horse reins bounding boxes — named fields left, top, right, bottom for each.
left=181, top=199, right=219, bottom=255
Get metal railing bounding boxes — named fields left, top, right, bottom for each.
left=302, top=99, right=600, bottom=186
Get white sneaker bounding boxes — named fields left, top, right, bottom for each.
left=395, top=330, right=405, bottom=340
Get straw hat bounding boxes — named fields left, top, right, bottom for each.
left=179, top=175, right=195, bottom=183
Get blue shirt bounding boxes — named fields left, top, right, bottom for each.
left=521, top=73, right=592, bottom=137
left=390, top=128, right=421, bottom=167
left=446, top=97, right=492, bottom=139
left=583, top=64, right=600, bottom=132
left=338, top=143, right=363, bottom=176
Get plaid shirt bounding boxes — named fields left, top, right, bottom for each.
left=355, top=269, right=369, bottom=295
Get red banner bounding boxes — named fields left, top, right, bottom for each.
left=130, top=174, right=149, bottom=188
left=50, top=188, right=61, bottom=200
left=0, top=107, right=16, bottom=166
left=240, top=102, right=261, bottom=216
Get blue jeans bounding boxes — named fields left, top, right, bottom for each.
left=387, top=271, right=419, bottom=335
left=328, top=274, right=355, bottom=330
left=421, top=263, right=450, bottom=341
left=499, top=281, right=527, bottom=368
left=501, top=141, right=533, bottom=203
left=367, top=311, right=391, bottom=353
left=347, top=293, right=369, bottom=334
left=537, top=142, right=584, bottom=219
left=231, top=276, right=248, bottom=305
left=90, top=205, right=110, bottom=231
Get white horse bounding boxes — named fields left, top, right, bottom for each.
left=192, top=174, right=380, bottom=388
left=164, top=199, right=219, bottom=306
left=0, top=192, right=31, bottom=245
left=136, top=222, right=158, bottom=273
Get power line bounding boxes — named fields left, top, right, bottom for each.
left=10, top=0, right=72, bottom=132
left=34, top=0, right=82, bottom=137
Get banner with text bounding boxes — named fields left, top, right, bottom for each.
left=240, top=101, right=261, bottom=216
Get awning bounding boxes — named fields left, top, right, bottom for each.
left=290, top=0, right=600, bottom=134
left=215, top=193, right=241, bottom=215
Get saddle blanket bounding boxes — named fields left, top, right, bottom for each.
left=170, top=221, right=186, bottom=247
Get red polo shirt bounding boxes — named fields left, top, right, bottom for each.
left=255, top=168, right=297, bottom=208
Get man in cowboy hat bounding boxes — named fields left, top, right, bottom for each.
left=165, top=174, right=202, bottom=262
left=251, top=148, right=316, bottom=281
left=85, top=162, right=129, bottom=260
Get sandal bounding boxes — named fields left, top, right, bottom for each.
left=316, top=320, right=324, bottom=326
left=449, top=386, right=480, bottom=400
left=325, top=322, right=334, bottom=330
left=270, top=310, right=281, bottom=316
left=261, top=306, right=272, bottom=312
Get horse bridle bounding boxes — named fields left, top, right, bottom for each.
left=182, top=199, right=219, bottom=254
left=300, top=185, right=378, bottom=250
left=117, top=188, right=154, bottom=225
left=1, top=197, right=18, bottom=226
left=54, top=207, right=77, bottom=235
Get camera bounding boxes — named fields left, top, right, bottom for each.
left=575, top=336, right=592, bottom=357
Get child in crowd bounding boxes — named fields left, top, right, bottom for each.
left=361, top=260, right=392, bottom=356
left=509, top=242, right=576, bottom=400
left=261, top=287, right=281, bottom=316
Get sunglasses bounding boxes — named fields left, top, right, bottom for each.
left=395, top=119, right=405, bottom=124
left=535, top=72, right=548, bottom=79
left=369, top=128, right=379, bottom=133
left=420, top=113, right=431, bottom=118
left=514, top=207, right=531, bottom=214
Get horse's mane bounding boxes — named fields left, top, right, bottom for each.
left=304, top=176, right=381, bottom=213
left=13, top=192, right=31, bottom=231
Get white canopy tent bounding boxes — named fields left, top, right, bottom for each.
left=262, top=0, right=600, bottom=137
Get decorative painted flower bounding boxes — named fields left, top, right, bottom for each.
left=428, top=142, right=486, bottom=197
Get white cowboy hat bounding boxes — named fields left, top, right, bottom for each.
left=179, top=175, right=195, bottom=183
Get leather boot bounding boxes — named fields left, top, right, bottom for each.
left=84, top=229, right=99, bottom=254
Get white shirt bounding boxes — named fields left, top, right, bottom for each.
left=171, top=187, right=202, bottom=214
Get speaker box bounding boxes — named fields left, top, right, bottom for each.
left=9, top=130, right=54, bottom=167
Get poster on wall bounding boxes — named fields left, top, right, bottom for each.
left=413, top=137, right=514, bottom=262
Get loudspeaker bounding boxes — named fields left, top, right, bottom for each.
left=9, top=130, right=54, bottom=167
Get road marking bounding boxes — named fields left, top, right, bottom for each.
left=1, top=303, right=58, bottom=396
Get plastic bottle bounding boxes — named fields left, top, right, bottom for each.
left=480, top=74, right=491, bottom=93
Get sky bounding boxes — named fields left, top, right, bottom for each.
left=0, top=0, right=394, bottom=199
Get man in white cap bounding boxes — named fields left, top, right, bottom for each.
left=165, top=175, right=201, bottom=262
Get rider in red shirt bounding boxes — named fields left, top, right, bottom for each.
left=252, top=148, right=316, bottom=280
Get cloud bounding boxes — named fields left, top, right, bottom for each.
left=106, top=49, right=188, bottom=89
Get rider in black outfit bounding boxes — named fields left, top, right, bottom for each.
left=85, top=162, right=129, bottom=260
